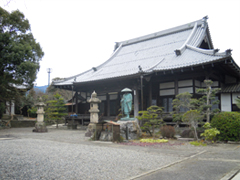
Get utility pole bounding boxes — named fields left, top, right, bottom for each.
left=47, top=68, right=52, bottom=86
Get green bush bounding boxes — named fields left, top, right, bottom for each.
left=160, top=125, right=175, bottom=138
left=211, top=112, right=240, bottom=142
left=200, top=122, right=220, bottom=142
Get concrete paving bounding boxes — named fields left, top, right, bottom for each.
left=0, top=127, right=240, bottom=180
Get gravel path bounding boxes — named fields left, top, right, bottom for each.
left=0, top=129, right=183, bottom=180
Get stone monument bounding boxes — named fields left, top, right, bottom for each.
left=85, top=91, right=102, bottom=138
left=117, top=88, right=141, bottom=140
left=33, top=97, right=48, bottom=132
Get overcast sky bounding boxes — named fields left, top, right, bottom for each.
left=1, top=0, right=240, bottom=86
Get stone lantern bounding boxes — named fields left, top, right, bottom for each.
left=33, top=97, right=47, bottom=132
left=85, top=91, right=102, bottom=138
left=88, top=91, right=101, bottom=123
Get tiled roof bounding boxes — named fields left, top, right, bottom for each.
left=221, top=84, right=240, bottom=93
left=54, top=17, right=234, bottom=86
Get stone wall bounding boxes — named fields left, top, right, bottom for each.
left=11, top=120, right=36, bottom=128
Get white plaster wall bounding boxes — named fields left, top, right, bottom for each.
left=178, top=79, right=192, bottom=87
left=178, top=87, right=193, bottom=94
left=81, top=92, right=86, bottom=99
left=160, top=89, right=175, bottom=96
left=212, top=81, right=219, bottom=87
left=159, top=82, right=174, bottom=89
left=98, top=96, right=107, bottom=101
left=195, top=80, right=201, bottom=87
left=110, top=94, right=118, bottom=100
left=221, top=94, right=231, bottom=112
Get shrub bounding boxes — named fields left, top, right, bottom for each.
left=190, top=141, right=207, bottom=146
left=200, top=122, right=220, bottom=142
left=211, top=112, right=240, bottom=142
left=160, top=125, right=176, bottom=138
left=181, top=129, right=194, bottom=138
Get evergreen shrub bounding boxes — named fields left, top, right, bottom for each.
left=160, top=125, right=175, bottom=138
left=211, top=112, right=240, bottom=142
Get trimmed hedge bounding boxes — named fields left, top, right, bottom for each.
left=211, top=112, right=240, bottom=142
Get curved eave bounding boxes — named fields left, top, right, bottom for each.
left=53, top=44, right=123, bottom=86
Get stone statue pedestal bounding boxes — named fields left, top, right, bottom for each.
left=117, top=119, right=141, bottom=140
left=120, top=117, right=135, bottom=121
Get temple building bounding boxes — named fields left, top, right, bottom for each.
left=53, top=16, right=240, bottom=121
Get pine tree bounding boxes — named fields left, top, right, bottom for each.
left=197, top=80, right=220, bottom=122
left=137, top=105, right=165, bottom=137
left=45, top=93, right=67, bottom=128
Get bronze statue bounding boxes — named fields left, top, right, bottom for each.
left=121, top=88, right=132, bottom=119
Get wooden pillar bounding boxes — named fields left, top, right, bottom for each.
left=134, top=88, right=139, bottom=118
left=75, top=91, right=78, bottom=114
left=148, top=82, right=152, bottom=106
left=107, top=93, right=110, bottom=117
left=193, top=79, right=195, bottom=94
left=117, top=92, right=121, bottom=115
left=174, top=79, right=178, bottom=96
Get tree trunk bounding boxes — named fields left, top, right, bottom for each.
left=206, top=86, right=211, bottom=122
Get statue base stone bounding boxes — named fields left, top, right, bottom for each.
left=117, top=120, right=142, bottom=140
left=99, top=131, right=112, bottom=141
left=120, top=117, right=135, bottom=121
left=33, top=122, right=48, bottom=133
left=85, top=123, right=102, bottom=140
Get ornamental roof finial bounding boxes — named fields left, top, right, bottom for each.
left=203, top=16, right=208, bottom=21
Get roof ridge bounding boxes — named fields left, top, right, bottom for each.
left=119, top=18, right=205, bottom=46
left=174, top=22, right=198, bottom=56
left=186, top=44, right=231, bottom=56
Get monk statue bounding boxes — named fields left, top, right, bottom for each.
left=121, top=88, right=132, bottom=119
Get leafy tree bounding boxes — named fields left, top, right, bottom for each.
left=0, top=7, right=44, bottom=118
left=182, top=110, right=203, bottom=141
left=137, top=105, right=165, bottom=137
left=197, top=80, right=220, bottom=122
left=45, top=93, right=67, bottom=128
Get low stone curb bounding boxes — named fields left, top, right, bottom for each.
left=127, top=150, right=206, bottom=180
left=220, top=167, right=240, bottom=180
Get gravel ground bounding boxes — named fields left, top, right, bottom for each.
left=0, top=128, right=184, bottom=180
left=0, top=127, right=239, bottom=180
